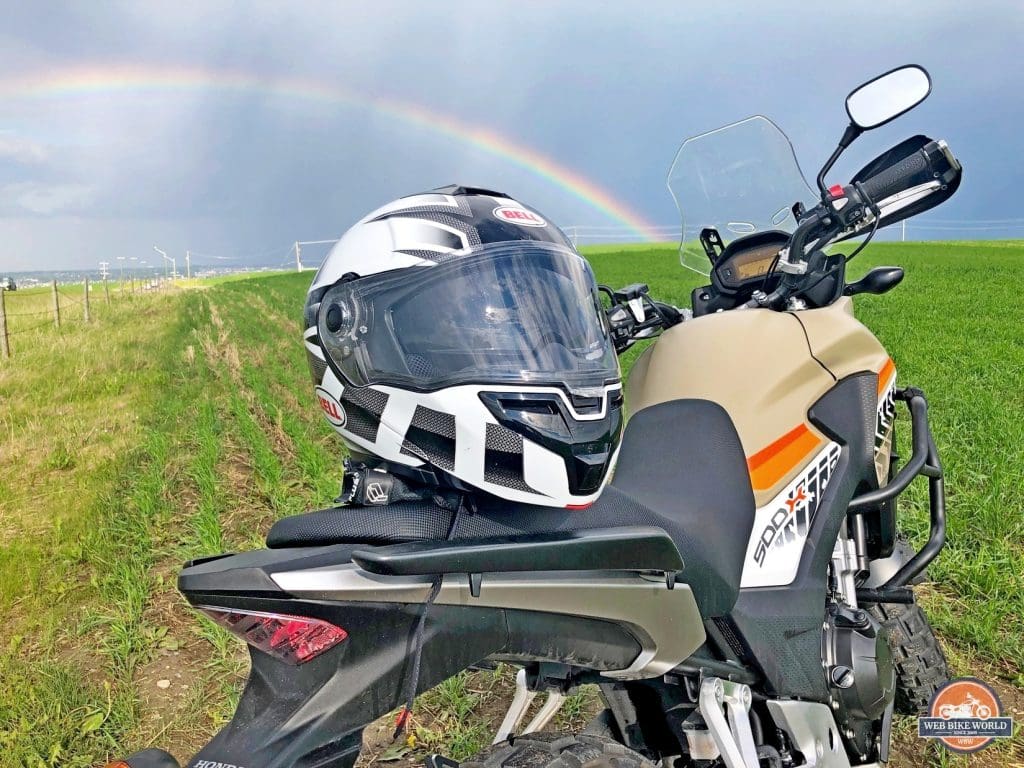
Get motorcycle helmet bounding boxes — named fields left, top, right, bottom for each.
left=303, top=185, right=623, bottom=508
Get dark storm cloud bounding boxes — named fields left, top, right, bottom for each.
left=0, top=0, right=1020, bottom=270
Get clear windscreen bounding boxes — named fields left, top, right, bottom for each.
left=667, top=115, right=816, bottom=276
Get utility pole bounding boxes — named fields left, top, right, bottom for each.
left=154, top=246, right=173, bottom=280
left=83, top=277, right=91, bottom=323
left=901, top=220, right=906, bottom=242
left=186, top=250, right=191, bottom=279
left=98, top=261, right=109, bottom=305
left=51, top=280, right=60, bottom=328
left=0, top=288, right=9, bottom=360
left=293, top=240, right=337, bottom=271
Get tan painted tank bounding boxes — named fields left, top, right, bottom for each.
left=627, top=298, right=891, bottom=507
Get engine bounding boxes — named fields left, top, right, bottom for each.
left=822, top=603, right=895, bottom=760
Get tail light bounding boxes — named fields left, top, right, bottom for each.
left=197, top=606, right=348, bottom=664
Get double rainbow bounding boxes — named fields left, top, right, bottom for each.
left=0, top=65, right=660, bottom=240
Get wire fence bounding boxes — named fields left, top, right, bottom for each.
left=0, top=275, right=172, bottom=361
left=4, top=217, right=1015, bottom=358
left=563, top=217, right=1024, bottom=246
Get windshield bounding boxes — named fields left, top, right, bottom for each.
left=667, top=115, right=815, bottom=276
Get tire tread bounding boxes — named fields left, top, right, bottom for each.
left=869, top=598, right=949, bottom=715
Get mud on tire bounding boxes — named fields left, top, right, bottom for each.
left=869, top=598, right=950, bottom=715
left=461, top=733, right=656, bottom=768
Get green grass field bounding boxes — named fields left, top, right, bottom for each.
left=0, top=242, right=1021, bottom=766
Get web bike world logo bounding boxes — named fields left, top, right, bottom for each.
left=919, top=678, right=1013, bottom=753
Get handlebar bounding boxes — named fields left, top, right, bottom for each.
left=743, top=139, right=955, bottom=311
left=858, top=148, right=933, bottom=203
left=603, top=286, right=688, bottom=353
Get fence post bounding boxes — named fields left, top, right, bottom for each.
left=51, top=280, right=61, bottom=329
left=0, top=289, right=9, bottom=360
left=103, top=276, right=110, bottom=304
left=83, top=277, right=91, bottom=323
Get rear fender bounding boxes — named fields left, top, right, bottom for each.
left=187, top=597, right=505, bottom=768
left=179, top=543, right=687, bottom=768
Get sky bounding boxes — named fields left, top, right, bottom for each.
left=0, top=1, right=1021, bottom=272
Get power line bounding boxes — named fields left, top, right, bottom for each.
left=904, top=223, right=1024, bottom=231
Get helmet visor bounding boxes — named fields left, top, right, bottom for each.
left=318, top=243, right=619, bottom=391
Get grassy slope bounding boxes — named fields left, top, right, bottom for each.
left=0, top=242, right=1020, bottom=766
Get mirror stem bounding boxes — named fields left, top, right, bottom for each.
left=816, top=123, right=863, bottom=200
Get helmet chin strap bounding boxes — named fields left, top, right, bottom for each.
left=391, top=494, right=467, bottom=741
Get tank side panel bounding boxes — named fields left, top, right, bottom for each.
left=626, top=345, right=655, bottom=411
left=795, top=297, right=890, bottom=379
left=626, top=309, right=836, bottom=507
left=795, top=298, right=897, bottom=484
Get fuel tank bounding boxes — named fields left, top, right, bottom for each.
left=627, top=298, right=891, bottom=508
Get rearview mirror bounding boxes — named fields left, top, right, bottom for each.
left=845, top=65, right=931, bottom=130
left=843, top=267, right=904, bottom=297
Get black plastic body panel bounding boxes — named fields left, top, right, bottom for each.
left=179, top=544, right=358, bottom=596
left=729, top=372, right=878, bottom=701
left=351, top=526, right=683, bottom=576
left=186, top=598, right=504, bottom=768
left=611, top=400, right=755, bottom=617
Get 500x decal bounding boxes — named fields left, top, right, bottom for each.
left=875, top=381, right=896, bottom=454
left=741, top=441, right=841, bottom=588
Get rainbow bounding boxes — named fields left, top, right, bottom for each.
left=0, top=65, right=661, bottom=240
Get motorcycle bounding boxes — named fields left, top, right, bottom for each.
left=119, top=65, right=960, bottom=768
left=939, top=695, right=992, bottom=721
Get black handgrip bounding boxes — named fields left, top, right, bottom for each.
left=858, top=149, right=932, bottom=203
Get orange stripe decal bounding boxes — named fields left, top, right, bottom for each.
left=877, top=357, right=896, bottom=395
left=747, top=424, right=824, bottom=491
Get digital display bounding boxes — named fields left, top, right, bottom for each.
left=717, top=243, right=782, bottom=286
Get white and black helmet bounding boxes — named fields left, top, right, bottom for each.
left=304, top=186, right=623, bottom=508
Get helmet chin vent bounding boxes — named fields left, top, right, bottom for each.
left=567, top=392, right=604, bottom=415
left=574, top=451, right=611, bottom=494
left=338, top=387, right=390, bottom=442
left=478, top=390, right=622, bottom=498
left=484, top=423, right=535, bottom=493
left=400, top=406, right=456, bottom=472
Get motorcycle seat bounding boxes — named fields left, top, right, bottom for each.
left=266, top=399, right=755, bottom=617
